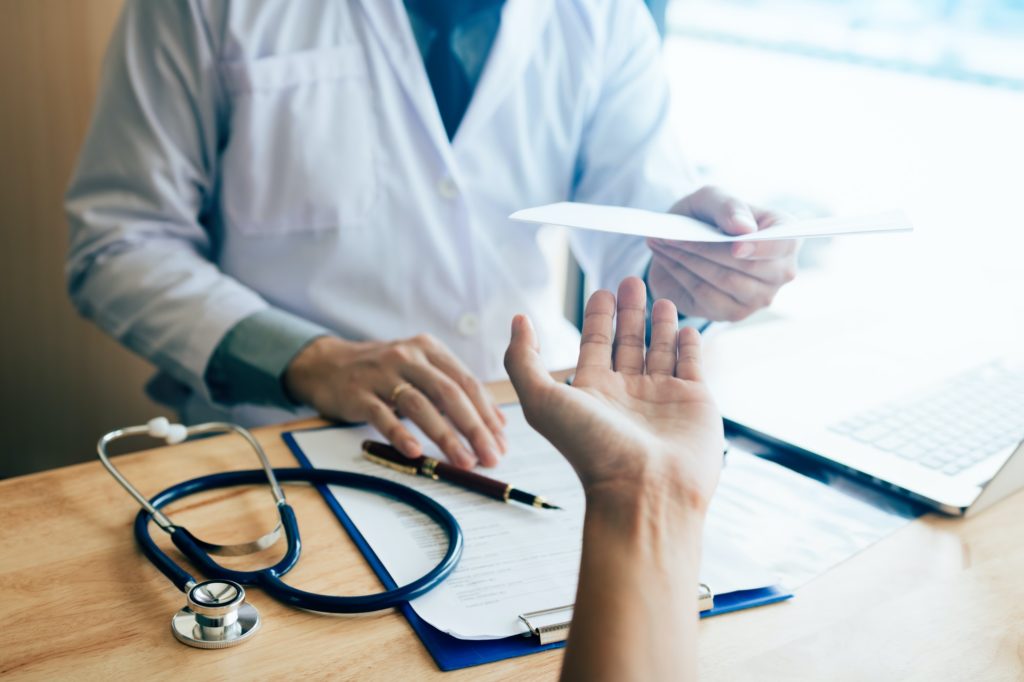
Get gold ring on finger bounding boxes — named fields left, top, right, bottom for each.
left=389, top=382, right=414, bottom=407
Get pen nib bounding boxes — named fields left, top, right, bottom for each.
left=541, top=502, right=562, bottom=510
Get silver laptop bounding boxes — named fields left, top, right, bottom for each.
left=707, top=325, right=1024, bottom=515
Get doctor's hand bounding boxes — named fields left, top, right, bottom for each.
left=284, top=334, right=507, bottom=469
left=504, top=277, right=723, bottom=510
left=647, top=185, right=799, bottom=322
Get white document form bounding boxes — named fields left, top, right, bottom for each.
left=704, top=450, right=915, bottom=590
left=292, top=404, right=777, bottom=640
left=292, top=405, right=913, bottom=639
left=509, top=202, right=913, bottom=242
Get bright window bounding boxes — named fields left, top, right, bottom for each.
left=662, top=0, right=1024, bottom=348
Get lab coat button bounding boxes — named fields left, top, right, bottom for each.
left=457, top=313, right=479, bottom=336
left=438, top=176, right=459, bottom=199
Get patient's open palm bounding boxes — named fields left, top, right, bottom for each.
left=505, top=278, right=724, bottom=510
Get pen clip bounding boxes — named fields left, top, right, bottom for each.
left=363, top=451, right=419, bottom=476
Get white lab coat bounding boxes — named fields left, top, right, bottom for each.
left=66, top=0, right=694, bottom=425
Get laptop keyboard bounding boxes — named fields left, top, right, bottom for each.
left=829, top=360, right=1024, bottom=477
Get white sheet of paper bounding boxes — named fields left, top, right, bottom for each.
left=292, top=404, right=777, bottom=640
left=292, top=405, right=913, bottom=639
left=705, top=450, right=914, bottom=590
left=509, top=202, right=913, bottom=242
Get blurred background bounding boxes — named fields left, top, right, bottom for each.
left=1, top=0, right=1022, bottom=477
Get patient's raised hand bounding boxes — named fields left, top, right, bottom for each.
left=504, top=276, right=723, bottom=513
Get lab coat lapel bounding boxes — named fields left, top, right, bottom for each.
left=453, top=0, right=553, bottom=147
left=355, top=0, right=455, bottom=167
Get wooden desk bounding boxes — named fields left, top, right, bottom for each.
left=2, top=380, right=1022, bottom=680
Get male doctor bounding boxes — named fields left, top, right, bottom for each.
left=66, top=0, right=798, bottom=469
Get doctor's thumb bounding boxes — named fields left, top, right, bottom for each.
left=719, top=203, right=759, bottom=236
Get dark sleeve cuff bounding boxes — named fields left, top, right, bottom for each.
left=204, top=308, right=330, bottom=408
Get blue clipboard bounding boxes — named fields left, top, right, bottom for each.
left=283, top=429, right=792, bottom=672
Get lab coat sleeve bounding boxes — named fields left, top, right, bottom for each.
left=569, top=1, right=697, bottom=292
left=65, top=0, right=272, bottom=405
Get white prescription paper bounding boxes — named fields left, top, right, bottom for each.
left=509, top=202, right=913, bottom=242
left=292, top=405, right=777, bottom=640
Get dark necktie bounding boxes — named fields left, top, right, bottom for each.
left=408, top=0, right=503, bottom=140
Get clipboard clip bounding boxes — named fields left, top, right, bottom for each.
left=518, top=604, right=573, bottom=645
left=519, top=584, right=715, bottom=645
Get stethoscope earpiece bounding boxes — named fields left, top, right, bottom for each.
left=147, top=416, right=188, bottom=444
left=171, top=579, right=261, bottom=649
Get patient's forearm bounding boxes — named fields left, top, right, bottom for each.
left=561, top=486, right=704, bottom=682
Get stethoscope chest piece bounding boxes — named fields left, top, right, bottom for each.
left=171, top=580, right=260, bottom=649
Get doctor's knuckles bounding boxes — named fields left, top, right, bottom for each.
left=283, top=333, right=507, bottom=469
left=647, top=186, right=800, bottom=322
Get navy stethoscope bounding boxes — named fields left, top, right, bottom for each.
left=98, top=418, right=463, bottom=649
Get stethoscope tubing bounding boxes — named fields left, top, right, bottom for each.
left=135, top=467, right=464, bottom=613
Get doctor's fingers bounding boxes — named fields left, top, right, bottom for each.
left=648, top=238, right=798, bottom=282
left=651, top=256, right=758, bottom=322
left=400, top=363, right=504, bottom=467
left=390, top=383, right=478, bottom=469
left=647, top=259, right=699, bottom=316
left=725, top=206, right=797, bottom=261
left=359, top=394, right=423, bottom=460
left=652, top=249, right=780, bottom=311
left=647, top=238, right=798, bottom=292
left=418, top=339, right=508, bottom=438
left=671, top=185, right=760, bottom=237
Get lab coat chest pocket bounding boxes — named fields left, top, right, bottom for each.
left=219, top=46, right=378, bottom=235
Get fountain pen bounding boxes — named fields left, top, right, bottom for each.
left=362, top=440, right=561, bottom=510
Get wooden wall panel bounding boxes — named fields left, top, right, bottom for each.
left=0, top=0, right=168, bottom=478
